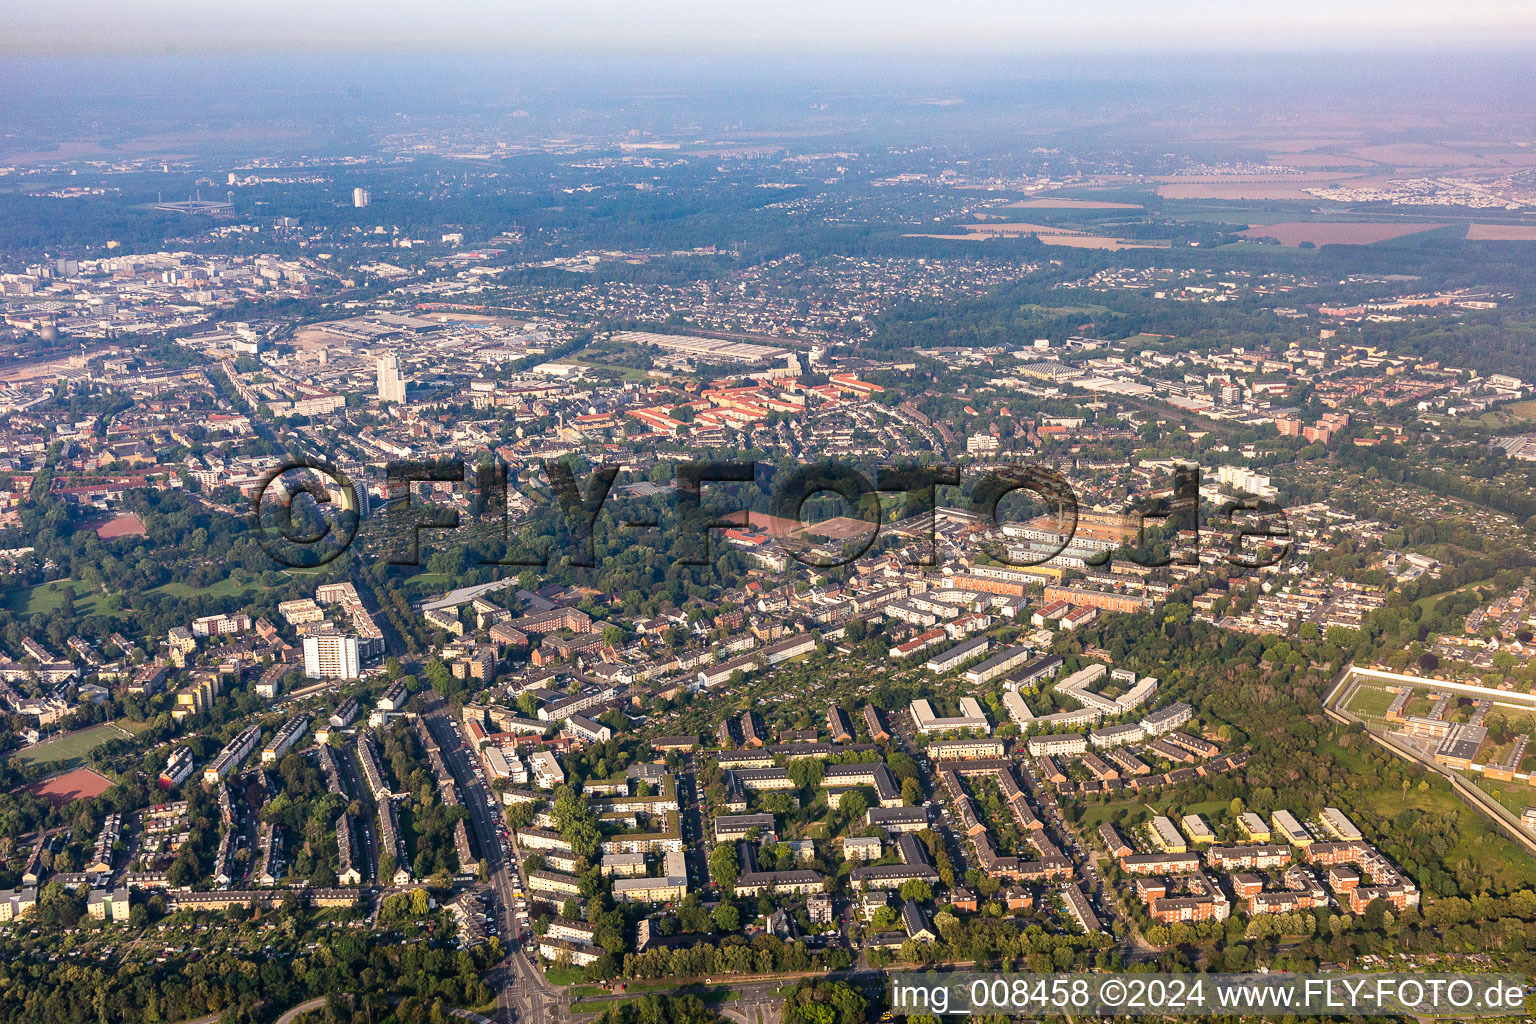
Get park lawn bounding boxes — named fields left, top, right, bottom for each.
left=1415, top=576, right=1496, bottom=614
left=1075, top=797, right=1146, bottom=830
left=72, top=588, right=122, bottom=617
left=571, top=360, right=653, bottom=382
left=0, top=579, right=123, bottom=618
left=0, top=579, right=74, bottom=615
left=1471, top=400, right=1536, bottom=430
left=543, top=966, right=585, bottom=986
left=14, top=720, right=146, bottom=768
left=1076, top=794, right=1231, bottom=830
left=150, top=573, right=261, bottom=600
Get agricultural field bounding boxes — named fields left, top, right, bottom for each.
left=1003, top=197, right=1144, bottom=210
left=1238, top=221, right=1445, bottom=246
left=908, top=222, right=1167, bottom=249
left=1156, top=182, right=1326, bottom=200
left=1466, top=223, right=1536, bottom=241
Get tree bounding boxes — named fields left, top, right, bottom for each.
left=899, top=879, right=932, bottom=903
left=782, top=980, right=868, bottom=1024
left=787, top=759, right=824, bottom=791
left=712, top=901, right=741, bottom=933
left=553, top=790, right=601, bottom=861
left=709, top=843, right=739, bottom=892
left=887, top=752, right=919, bottom=782
left=901, top=778, right=924, bottom=806
left=167, top=848, right=200, bottom=887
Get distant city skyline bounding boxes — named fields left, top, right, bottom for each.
left=6, top=0, right=1536, bottom=55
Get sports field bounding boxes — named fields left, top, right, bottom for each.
left=14, top=721, right=141, bottom=769
left=25, top=766, right=114, bottom=807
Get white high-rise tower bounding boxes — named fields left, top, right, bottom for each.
left=377, top=352, right=406, bottom=404
left=303, top=632, right=360, bottom=680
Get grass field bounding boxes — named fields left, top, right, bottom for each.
left=1322, top=734, right=1536, bottom=891
left=14, top=721, right=145, bottom=768
left=571, top=360, right=654, bottom=382
left=1415, top=576, right=1495, bottom=613
left=921, top=222, right=1169, bottom=249
left=1468, top=774, right=1536, bottom=817
left=150, top=573, right=261, bottom=600
left=1004, top=197, right=1143, bottom=210
left=1017, top=303, right=1115, bottom=317
left=0, top=579, right=75, bottom=615
left=1471, top=399, right=1536, bottom=429
left=402, top=572, right=453, bottom=594
left=1075, top=795, right=1230, bottom=831
left=72, top=589, right=122, bottom=617
left=1344, top=683, right=1397, bottom=721
left=0, top=579, right=124, bottom=618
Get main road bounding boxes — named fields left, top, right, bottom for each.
left=420, top=689, right=566, bottom=1023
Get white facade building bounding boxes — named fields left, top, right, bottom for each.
left=303, top=632, right=361, bottom=680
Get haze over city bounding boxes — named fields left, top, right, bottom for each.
left=6, top=0, right=1536, bottom=53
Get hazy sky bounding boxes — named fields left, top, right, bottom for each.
left=6, top=0, right=1536, bottom=55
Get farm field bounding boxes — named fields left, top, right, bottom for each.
left=908, top=222, right=1166, bottom=249
left=1157, top=183, right=1325, bottom=200
left=1003, top=198, right=1143, bottom=210
left=1262, top=152, right=1377, bottom=168
left=1238, top=221, right=1444, bottom=246
left=1466, top=223, right=1536, bottom=241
